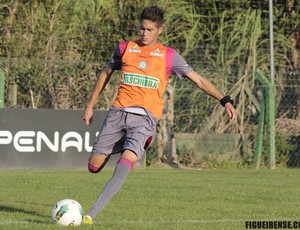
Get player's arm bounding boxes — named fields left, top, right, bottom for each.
left=83, top=66, right=114, bottom=125
left=83, top=43, right=122, bottom=125
left=185, top=70, right=223, bottom=100
left=185, top=70, right=237, bottom=120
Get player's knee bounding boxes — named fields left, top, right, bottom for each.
left=88, top=154, right=110, bottom=173
left=88, top=162, right=102, bottom=173
left=117, top=157, right=134, bottom=170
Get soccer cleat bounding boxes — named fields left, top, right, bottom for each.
left=83, top=215, right=93, bottom=225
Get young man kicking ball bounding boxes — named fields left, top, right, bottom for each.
left=82, top=5, right=237, bottom=224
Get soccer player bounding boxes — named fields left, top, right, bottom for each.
left=82, top=5, right=237, bottom=224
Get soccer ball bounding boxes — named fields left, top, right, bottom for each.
left=52, top=199, right=83, bottom=226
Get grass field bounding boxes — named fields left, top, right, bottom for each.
left=0, top=168, right=300, bottom=229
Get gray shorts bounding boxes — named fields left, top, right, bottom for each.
left=92, top=107, right=158, bottom=160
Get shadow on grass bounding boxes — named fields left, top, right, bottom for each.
left=24, top=219, right=52, bottom=225
left=0, top=205, right=51, bottom=224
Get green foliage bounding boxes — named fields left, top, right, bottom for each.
left=173, top=78, right=213, bottom=132
left=176, top=144, right=194, bottom=166
left=275, top=132, right=293, bottom=165
left=145, top=142, right=158, bottom=166
left=0, top=0, right=299, bottom=131
left=200, top=153, right=246, bottom=169
left=176, top=144, right=246, bottom=169
left=259, top=131, right=293, bottom=167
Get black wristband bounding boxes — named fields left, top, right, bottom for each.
left=220, top=95, right=233, bottom=107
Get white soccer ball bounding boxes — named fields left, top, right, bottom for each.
left=52, top=199, right=83, bottom=226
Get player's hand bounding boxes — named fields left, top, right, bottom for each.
left=83, top=108, right=93, bottom=126
left=225, top=103, right=237, bottom=121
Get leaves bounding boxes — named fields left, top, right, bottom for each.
left=0, top=0, right=298, bottom=127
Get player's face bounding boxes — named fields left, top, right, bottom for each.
left=139, top=19, right=163, bottom=46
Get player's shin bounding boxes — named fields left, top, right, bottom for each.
left=86, top=157, right=134, bottom=219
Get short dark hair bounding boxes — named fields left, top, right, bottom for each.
left=140, top=6, right=164, bottom=27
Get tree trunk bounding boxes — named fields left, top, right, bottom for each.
left=156, top=81, right=177, bottom=165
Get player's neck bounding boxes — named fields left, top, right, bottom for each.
left=138, top=39, right=159, bottom=47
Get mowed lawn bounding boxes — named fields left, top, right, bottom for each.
left=0, top=168, right=300, bottom=230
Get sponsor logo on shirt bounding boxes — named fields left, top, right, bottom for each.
left=138, top=60, right=148, bottom=70
left=122, top=73, right=159, bottom=89
left=129, top=44, right=141, bottom=53
left=150, top=48, right=163, bottom=57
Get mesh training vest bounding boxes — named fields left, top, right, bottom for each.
left=113, top=40, right=174, bottom=119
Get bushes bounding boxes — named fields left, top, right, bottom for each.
left=148, top=131, right=296, bottom=169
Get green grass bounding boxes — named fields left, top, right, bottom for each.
left=1, top=168, right=300, bottom=229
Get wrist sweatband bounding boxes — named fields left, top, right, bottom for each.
left=220, top=96, right=233, bottom=107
